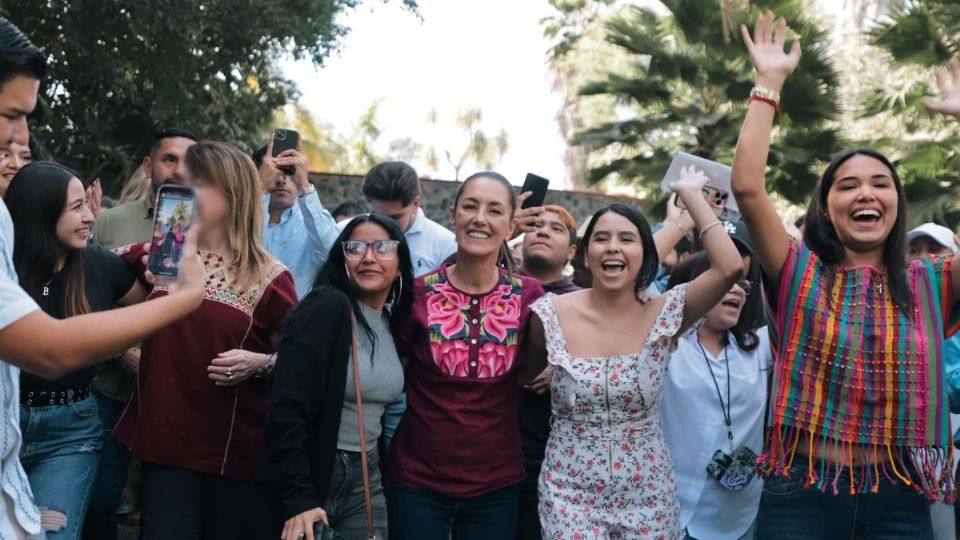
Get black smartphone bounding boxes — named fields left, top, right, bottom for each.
left=520, top=173, right=550, bottom=209
left=147, top=185, right=196, bottom=278
left=272, top=128, right=300, bottom=175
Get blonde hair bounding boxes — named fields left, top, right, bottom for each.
left=119, top=165, right=151, bottom=204
left=185, top=142, right=274, bottom=293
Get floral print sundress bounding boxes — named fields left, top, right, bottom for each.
left=532, top=285, right=688, bottom=540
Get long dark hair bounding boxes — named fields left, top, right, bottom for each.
left=6, top=161, right=90, bottom=316
left=582, top=203, right=659, bottom=293
left=802, top=149, right=912, bottom=314
left=667, top=250, right=763, bottom=351
left=312, top=214, right=414, bottom=346
left=453, top=171, right=517, bottom=270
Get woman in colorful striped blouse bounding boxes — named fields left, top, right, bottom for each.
left=732, top=11, right=960, bottom=539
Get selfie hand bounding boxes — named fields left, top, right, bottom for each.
left=514, top=192, right=544, bottom=237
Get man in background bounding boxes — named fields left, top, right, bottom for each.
left=362, top=161, right=456, bottom=277
left=86, top=128, right=198, bottom=540
left=515, top=204, right=580, bottom=540
left=254, top=139, right=338, bottom=299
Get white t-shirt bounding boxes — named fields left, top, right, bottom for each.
left=0, top=198, right=42, bottom=538
left=661, top=327, right=772, bottom=540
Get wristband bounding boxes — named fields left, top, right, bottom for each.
left=750, top=85, right=781, bottom=103
left=300, top=184, right=316, bottom=198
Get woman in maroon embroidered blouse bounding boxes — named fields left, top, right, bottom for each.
left=387, top=171, right=545, bottom=540
left=114, top=142, right=297, bottom=540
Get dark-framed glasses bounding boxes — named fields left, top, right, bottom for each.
left=736, top=278, right=753, bottom=296
left=342, top=239, right=400, bottom=260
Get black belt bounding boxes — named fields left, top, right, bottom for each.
left=21, top=387, right=90, bottom=407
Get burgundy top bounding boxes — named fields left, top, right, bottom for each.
left=114, top=244, right=297, bottom=479
left=387, top=265, right=545, bottom=498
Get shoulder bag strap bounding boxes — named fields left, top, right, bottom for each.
left=350, top=322, right=377, bottom=540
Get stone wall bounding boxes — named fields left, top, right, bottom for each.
left=309, top=172, right=646, bottom=229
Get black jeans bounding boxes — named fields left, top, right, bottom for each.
left=139, top=462, right=273, bottom=540
left=756, top=458, right=933, bottom=540
left=516, top=457, right=542, bottom=540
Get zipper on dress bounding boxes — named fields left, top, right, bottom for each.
left=604, top=358, right=613, bottom=481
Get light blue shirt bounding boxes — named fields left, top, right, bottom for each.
left=262, top=192, right=338, bottom=299
left=0, top=198, right=42, bottom=538
left=406, top=208, right=456, bottom=277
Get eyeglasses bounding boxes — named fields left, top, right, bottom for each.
left=736, top=278, right=753, bottom=296
left=342, top=239, right=400, bottom=260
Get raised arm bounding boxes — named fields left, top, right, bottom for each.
left=653, top=193, right=695, bottom=262
left=672, top=167, right=742, bottom=334
left=731, top=12, right=801, bottom=290
left=919, top=57, right=960, bottom=303
left=0, top=229, right=204, bottom=379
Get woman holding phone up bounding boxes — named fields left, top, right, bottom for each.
left=113, top=142, right=297, bottom=540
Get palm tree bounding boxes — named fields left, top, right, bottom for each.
left=571, top=0, right=842, bottom=204
left=425, top=107, right=509, bottom=180
left=867, top=0, right=960, bottom=227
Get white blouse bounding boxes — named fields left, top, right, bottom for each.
left=661, top=327, right=772, bottom=540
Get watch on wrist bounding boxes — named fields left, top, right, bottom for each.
left=300, top=184, right=316, bottom=198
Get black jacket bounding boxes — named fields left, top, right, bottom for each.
left=257, top=287, right=352, bottom=521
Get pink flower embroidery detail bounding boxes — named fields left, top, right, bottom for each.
left=431, top=340, right=471, bottom=376
left=477, top=342, right=512, bottom=377
left=480, top=284, right=521, bottom=342
left=426, top=281, right=469, bottom=338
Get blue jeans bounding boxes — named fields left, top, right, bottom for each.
left=757, top=459, right=933, bottom=540
left=388, top=482, right=519, bottom=540
left=323, top=449, right=388, bottom=540
left=83, top=390, right=130, bottom=540
left=19, top=395, right=102, bottom=540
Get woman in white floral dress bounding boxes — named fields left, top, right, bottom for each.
left=520, top=168, right=743, bottom=539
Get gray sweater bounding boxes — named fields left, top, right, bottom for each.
left=337, top=303, right=404, bottom=452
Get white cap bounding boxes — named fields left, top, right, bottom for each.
left=908, top=223, right=959, bottom=253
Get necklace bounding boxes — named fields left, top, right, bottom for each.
left=697, top=336, right=733, bottom=453
left=42, top=277, right=53, bottom=297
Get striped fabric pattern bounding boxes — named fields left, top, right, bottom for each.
left=758, top=242, right=958, bottom=501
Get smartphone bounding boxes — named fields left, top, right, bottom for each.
left=272, top=128, right=300, bottom=176
left=674, top=186, right=730, bottom=218
left=520, top=173, right=550, bottom=209
left=147, top=185, right=196, bottom=278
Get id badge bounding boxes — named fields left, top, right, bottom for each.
left=705, top=447, right=757, bottom=492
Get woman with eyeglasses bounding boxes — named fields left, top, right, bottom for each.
left=660, top=229, right=771, bottom=540
left=259, top=213, right=414, bottom=540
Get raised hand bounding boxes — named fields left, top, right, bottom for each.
left=740, top=11, right=801, bottom=91
left=665, top=192, right=695, bottom=233
left=923, top=58, right=960, bottom=118
left=669, top=165, right=710, bottom=194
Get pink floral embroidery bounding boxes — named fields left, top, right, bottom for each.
left=426, top=281, right=469, bottom=338
left=481, top=284, right=522, bottom=342
left=431, top=340, right=470, bottom=376
left=477, top=342, right=509, bottom=378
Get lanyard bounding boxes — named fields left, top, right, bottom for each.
left=697, top=337, right=733, bottom=453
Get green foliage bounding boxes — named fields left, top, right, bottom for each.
left=867, top=0, right=960, bottom=228
left=2, top=0, right=416, bottom=194
left=570, top=0, right=842, bottom=204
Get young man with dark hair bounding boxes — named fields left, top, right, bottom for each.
left=362, top=161, right=456, bottom=276
left=86, top=128, right=198, bottom=540
left=331, top=200, right=366, bottom=223
left=253, top=138, right=337, bottom=299
left=0, top=16, right=44, bottom=148
left=514, top=204, right=581, bottom=540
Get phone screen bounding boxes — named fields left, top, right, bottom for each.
left=147, top=186, right=196, bottom=278
left=520, top=173, right=550, bottom=209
